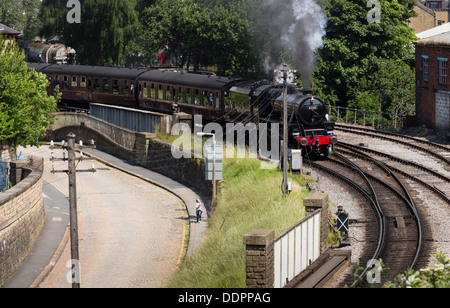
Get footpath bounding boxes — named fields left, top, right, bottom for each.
left=5, top=147, right=208, bottom=288
left=81, top=148, right=209, bottom=258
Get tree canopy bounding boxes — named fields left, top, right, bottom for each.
left=314, top=0, right=417, bottom=108
left=40, top=0, right=138, bottom=66
left=0, top=36, right=59, bottom=148
left=34, top=0, right=418, bottom=114
left=0, top=0, right=42, bottom=39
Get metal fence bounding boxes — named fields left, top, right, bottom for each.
left=329, top=106, right=412, bottom=130
left=90, top=103, right=164, bottom=134
left=273, top=210, right=321, bottom=288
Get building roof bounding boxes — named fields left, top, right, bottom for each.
left=0, top=23, right=20, bottom=36
left=421, top=0, right=450, bottom=10
left=416, top=22, right=450, bottom=39
left=416, top=1, right=435, bottom=15
left=416, top=31, right=450, bottom=44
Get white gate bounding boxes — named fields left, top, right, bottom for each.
left=273, top=210, right=321, bottom=288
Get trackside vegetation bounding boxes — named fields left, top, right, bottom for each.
left=168, top=157, right=311, bottom=288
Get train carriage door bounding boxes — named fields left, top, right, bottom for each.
left=142, top=82, right=148, bottom=98
left=113, top=80, right=119, bottom=95
left=87, top=77, right=92, bottom=101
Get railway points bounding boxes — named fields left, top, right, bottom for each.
left=302, top=125, right=450, bottom=287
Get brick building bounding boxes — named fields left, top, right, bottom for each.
left=415, top=32, right=450, bottom=131
left=409, top=1, right=450, bottom=34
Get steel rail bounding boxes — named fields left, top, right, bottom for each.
left=333, top=150, right=423, bottom=270
left=335, top=125, right=450, bottom=166
left=306, top=159, right=385, bottom=287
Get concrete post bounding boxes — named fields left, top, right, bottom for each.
left=243, top=229, right=275, bottom=288
left=304, top=191, right=329, bottom=254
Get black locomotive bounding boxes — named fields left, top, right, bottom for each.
left=27, top=62, right=337, bottom=156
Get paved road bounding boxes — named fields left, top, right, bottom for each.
left=9, top=146, right=188, bottom=288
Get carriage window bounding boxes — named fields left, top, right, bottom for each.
left=80, top=77, right=86, bottom=88
left=94, top=79, right=100, bottom=93
left=186, top=88, right=192, bottom=104
left=113, top=80, right=119, bottom=94
left=71, top=76, right=77, bottom=87
left=166, top=85, right=172, bottom=100
left=102, top=79, right=110, bottom=93
left=194, top=89, right=200, bottom=105
left=53, top=75, right=60, bottom=89
left=130, top=82, right=135, bottom=95
left=62, top=76, right=69, bottom=90
left=158, top=84, right=163, bottom=99
left=150, top=83, right=155, bottom=98
left=143, top=82, right=148, bottom=98
left=123, top=80, right=129, bottom=95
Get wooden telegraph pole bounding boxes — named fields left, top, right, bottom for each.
left=51, top=132, right=96, bottom=288
left=274, top=64, right=296, bottom=197
left=282, top=64, right=289, bottom=197
left=67, top=133, right=80, bottom=288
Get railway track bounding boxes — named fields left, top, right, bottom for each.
left=303, top=125, right=450, bottom=287
left=307, top=151, right=423, bottom=286
left=335, top=123, right=450, bottom=169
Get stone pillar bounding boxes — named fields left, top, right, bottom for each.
left=134, top=132, right=155, bottom=163
left=304, top=191, right=329, bottom=254
left=243, top=229, right=275, bottom=288
left=10, top=160, right=29, bottom=186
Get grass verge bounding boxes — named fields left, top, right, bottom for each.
left=168, top=156, right=312, bottom=288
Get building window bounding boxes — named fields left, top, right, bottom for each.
left=428, top=1, right=442, bottom=9
left=439, top=57, right=448, bottom=85
left=422, top=55, right=429, bottom=82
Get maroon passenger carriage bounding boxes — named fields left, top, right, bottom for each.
left=27, top=62, right=337, bottom=157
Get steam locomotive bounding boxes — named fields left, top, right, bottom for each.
left=20, top=42, right=76, bottom=64
left=27, top=62, right=337, bottom=157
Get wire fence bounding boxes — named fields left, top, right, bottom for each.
left=328, top=106, right=414, bottom=130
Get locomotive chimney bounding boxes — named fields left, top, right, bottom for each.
left=302, top=89, right=312, bottom=95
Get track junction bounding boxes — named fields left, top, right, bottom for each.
left=303, top=123, right=450, bottom=287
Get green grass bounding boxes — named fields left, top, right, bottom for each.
left=168, top=156, right=312, bottom=288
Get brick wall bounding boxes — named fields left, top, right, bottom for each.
left=409, top=4, right=435, bottom=34
left=0, top=157, right=45, bottom=286
left=415, top=43, right=450, bottom=130
left=435, top=91, right=450, bottom=130
left=0, top=140, right=13, bottom=161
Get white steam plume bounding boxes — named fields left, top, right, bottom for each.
left=264, top=0, right=327, bottom=89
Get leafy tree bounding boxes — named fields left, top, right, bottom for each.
left=0, top=0, right=42, bottom=39
left=384, top=253, right=449, bottom=288
left=0, top=36, right=59, bottom=148
left=349, top=58, right=415, bottom=120
left=39, top=0, right=138, bottom=66
left=140, top=0, right=255, bottom=76
left=314, top=0, right=417, bottom=107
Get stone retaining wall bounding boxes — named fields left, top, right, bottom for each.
left=0, top=157, right=45, bottom=286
